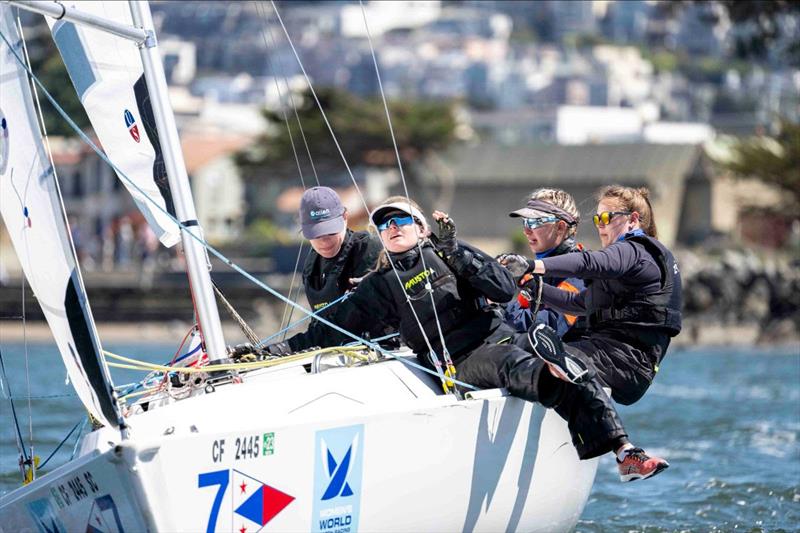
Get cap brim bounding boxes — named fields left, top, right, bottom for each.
left=509, top=207, right=552, bottom=219
left=302, top=215, right=345, bottom=239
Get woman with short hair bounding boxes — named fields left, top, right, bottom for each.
left=500, top=188, right=585, bottom=338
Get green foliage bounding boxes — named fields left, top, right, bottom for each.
left=24, top=19, right=90, bottom=137
left=236, top=88, right=457, bottom=177
left=720, top=118, right=800, bottom=216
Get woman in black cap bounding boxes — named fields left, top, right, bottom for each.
left=264, top=195, right=668, bottom=482
left=499, top=188, right=586, bottom=340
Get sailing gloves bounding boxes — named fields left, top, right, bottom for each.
left=436, top=213, right=483, bottom=277
left=261, top=341, right=293, bottom=357
left=516, top=272, right=542, bottom=309
left=496, top=253, right=541, bottom=309
left=496, top=253, right=533, bottom=284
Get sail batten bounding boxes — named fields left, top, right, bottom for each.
left=0, top=5, right=120, bottom=428
left=46, top=1, right=180, bottom=247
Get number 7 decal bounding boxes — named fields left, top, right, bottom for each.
left=198, top=469, right=229, bottom=533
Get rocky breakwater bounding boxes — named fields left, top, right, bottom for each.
left=677, top=249, right=800, bottom=346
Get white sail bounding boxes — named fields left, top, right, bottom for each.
left=0, top=5, right=120, bottom=428
left=46, top=0, right=180, bottom=247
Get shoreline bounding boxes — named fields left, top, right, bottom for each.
left=1, top=319, right=797, bottom=350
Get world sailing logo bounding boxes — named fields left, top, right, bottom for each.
left=312, top=425, right=363, bottom=533
left=123, top=109, right=140, bottom=143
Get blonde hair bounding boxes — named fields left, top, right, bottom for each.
left=597, top=185, right=658, bottom=239
left=529, top=188, right=580, bottom=237
left=372, top=196, right=426, bottom=270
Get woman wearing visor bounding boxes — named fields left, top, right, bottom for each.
left=264, top=195, right=668, bottom=482
left=519, top=185, right=681, bottom=479
left=498, top=188, right=585, bottom=339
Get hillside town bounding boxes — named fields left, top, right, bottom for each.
left=1, top=0, right=798, bottom=343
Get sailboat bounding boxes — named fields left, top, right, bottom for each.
left=0, top=2, right=598, bottom=532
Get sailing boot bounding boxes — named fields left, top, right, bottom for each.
left=528, top=324, right=589, bottom=384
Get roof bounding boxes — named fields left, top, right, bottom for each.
left=421, top=142, right=702, bottom=186
left=181, top=134, right=253, bottom=174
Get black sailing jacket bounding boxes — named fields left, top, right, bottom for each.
left=287, top=240, right=516, bottom=367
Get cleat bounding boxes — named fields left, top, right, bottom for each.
left=617, top=448, right=669, bottom=482
left=528, top=324, right=589, bottom=384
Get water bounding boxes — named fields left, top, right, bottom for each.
left=1, top=342, right=798, bottom=531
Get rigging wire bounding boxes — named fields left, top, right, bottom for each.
left=0, top=346, right=30, bottom=479
left=268, top=1, right=453, bottom=392
left=358, top=0, right=458, bottom=393
left=0, top=27, right=478, bottom=392
left=253, top=1, right=316, bottom=335
left=255, top=1, right=319, bottom=186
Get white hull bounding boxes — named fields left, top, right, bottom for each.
left=1, top=355, right=597, bottom=532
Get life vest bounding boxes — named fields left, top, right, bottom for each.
left=302, top=230, right=358, bottom=311
left=383, top=242, right=487, bottom=356
left=589, top=235, right=682, bottom=336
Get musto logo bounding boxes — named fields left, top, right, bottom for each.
left=312, top=425, right=364, bottom=533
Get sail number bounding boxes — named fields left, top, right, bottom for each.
left=211, top=432, right=275, bottom=463
left=50, top=471, right=100, bottom=509
left=235, top=435, right=260, bottom=460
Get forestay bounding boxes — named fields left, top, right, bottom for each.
left=0, top=4, right=120, bottom=428
left=45, top=0, right=180, bottom=247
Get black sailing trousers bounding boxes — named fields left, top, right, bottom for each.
left=456, top=331, right=628, bottom=460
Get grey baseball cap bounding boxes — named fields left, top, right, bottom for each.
left=300, top=186, right=346, bottom=239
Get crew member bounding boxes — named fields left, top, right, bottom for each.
left=264, top=196, right=668, bottom=482
left=499, top=188, right=585, bottom=340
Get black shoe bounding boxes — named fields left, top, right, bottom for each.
left=528, top=324, right=589, bottom=384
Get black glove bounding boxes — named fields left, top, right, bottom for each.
left=260, top=341, right=292, bottom=357
left=436, top=215, right=458, bottom=257
left=516, top=272, right=542, bottom=309
left=496, top=253, right=533, bottom=284
left=228, top=343, right=254, bottom=359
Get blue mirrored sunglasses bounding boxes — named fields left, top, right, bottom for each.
left=522, top=216, right=558, bottom=230
left=377, top=215, right=415, bottom=232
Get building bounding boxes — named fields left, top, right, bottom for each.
left=410, top=142, right=717, bottom=251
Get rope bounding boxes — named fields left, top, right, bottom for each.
left=256, top=292, right=348, bottom=346
left=38, top=419, right=82, bottom=470
left=212, top=281, right=260, bottom=345
left=254, top=1, right=319, bottom=186
left=359, top=0, right=458, bottom=395
left=269, top=1, right=453, bottom=393
left=0, top=27, right=479, bottom=395
left=0, top=346, right=30, bottom=469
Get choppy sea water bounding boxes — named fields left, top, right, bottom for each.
left=1, top=342, right=798, bottom=531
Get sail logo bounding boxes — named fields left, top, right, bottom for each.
left=123, top=109, right=140, bottom=143
left=312, top=425, right=363, bottom=533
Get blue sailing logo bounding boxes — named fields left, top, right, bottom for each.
left=320, top=436, right=357, bottom=501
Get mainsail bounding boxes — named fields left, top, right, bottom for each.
left=0, top=5, right=120, bottom=428
left=46, top=0, right=180, bottom=247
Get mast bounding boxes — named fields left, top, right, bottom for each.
left=8, top=0, right=228, bottom=361
left=127, top=1, right=227, bottom=361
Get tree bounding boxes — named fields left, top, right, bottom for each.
left=236, top=87, right=457, bottom=190
left=19, top=20, right=91, bottom=137
left=661, top=1, right=800, bottom=66
left=719, top=118, right=800, bottom=216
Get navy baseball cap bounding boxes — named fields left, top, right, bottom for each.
left=300, top=186, right=346, bottom=239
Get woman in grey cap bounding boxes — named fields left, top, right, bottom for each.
left=499, top=188, right=586, bottom=339
left=264, top=195, right=667, bottom=482
left=297, top=186, right=384, bottom=338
